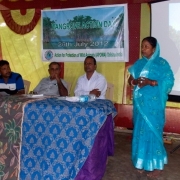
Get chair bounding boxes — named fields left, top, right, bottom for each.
left=23, top=80, right=31, bottom=94
left=66, top=81, right=72, bottom=95
left=105, top=82, right=114, bottom=101
left=122, top=65, right=133, bottom=104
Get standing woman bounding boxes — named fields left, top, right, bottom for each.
left=128, top=37, right=174, bottom=178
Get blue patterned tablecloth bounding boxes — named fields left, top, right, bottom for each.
left=20, top=98, right=117, bottom=180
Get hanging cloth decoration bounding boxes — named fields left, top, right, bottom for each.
left=1, top=9, right=41, bottom=35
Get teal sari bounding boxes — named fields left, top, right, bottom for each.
left=128, top=43, right=174, bottom=171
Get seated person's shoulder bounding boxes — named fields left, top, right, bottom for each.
left=76, top=74, right=86, bottom=82
left=37, top=77, right=49, bottom=85
left=96, top=72, right=106, bottom=80
left=78, top=73, right=86, bottom=78
left=41, top=77, right=49, bottom=81
left=33, top=77, right=48, bottom=89
left=10, top=72, right=24, bottom=87
left=11, top=72, right=23, bottom=78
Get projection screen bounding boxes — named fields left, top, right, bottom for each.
left=151, top=0, right=180, bottom=97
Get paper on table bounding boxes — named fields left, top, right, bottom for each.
left=26, top=94, right=44, bottom=98
left=57, top=96, right=66, bottom=100
left=65, top=96, right=79, bottom=102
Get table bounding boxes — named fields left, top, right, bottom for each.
left=0, top=96, right=116, bottom=180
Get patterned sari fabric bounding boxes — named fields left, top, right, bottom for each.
left=0, top=95, right=37, bottom=180
left=128, top=43, right=174, bottom=171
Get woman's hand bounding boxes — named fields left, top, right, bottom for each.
left=128, top=75, right=158, bottom=88
left=137, top=77, right=148, bottom=88
left=137, top=77, right=157, bottom=88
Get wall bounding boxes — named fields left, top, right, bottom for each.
left=0, top=12, right=49, bottom=90
left=0, top=3, right=140, bottom=104
left=0, top=2, right=179, bottom=110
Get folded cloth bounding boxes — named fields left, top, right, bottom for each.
left=26, top=94, right=44, bottom=98
left=65, top=96, right=79, bottom=102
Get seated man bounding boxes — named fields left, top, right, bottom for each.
left=33, top=62, right=68, bottom=96
left=74, top=56, right=107, bottom=99
left=0, top=60, right=25, bottom=95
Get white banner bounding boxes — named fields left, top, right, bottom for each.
left=41, top=4, right=129, bottom=62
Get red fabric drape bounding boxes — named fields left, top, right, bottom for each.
left=58, top=63, right=64, bottom=79
left=0, top=37, right=2, bottom=60
left=1, top=9, right=41, bottom=35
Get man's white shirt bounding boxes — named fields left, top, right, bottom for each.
left=74, top=71, right=107, bottom=99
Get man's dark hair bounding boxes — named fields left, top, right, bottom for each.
left=0, top=60, right=9, bottom=67
left=49, top=62, right=60, bottom=69
left=142, top=36, right=157, bottom=48
left=85, top=56, right=96, bottom=65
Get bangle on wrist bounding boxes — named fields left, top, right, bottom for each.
left=131, top=79, right=136, bottom=86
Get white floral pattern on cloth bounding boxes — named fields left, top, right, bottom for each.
left=20, top=98, right=117, bottom=180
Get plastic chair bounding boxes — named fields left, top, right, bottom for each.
left=105, top=82, right=114, bottom=101
left=23, top=80, right=31, bottom=94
